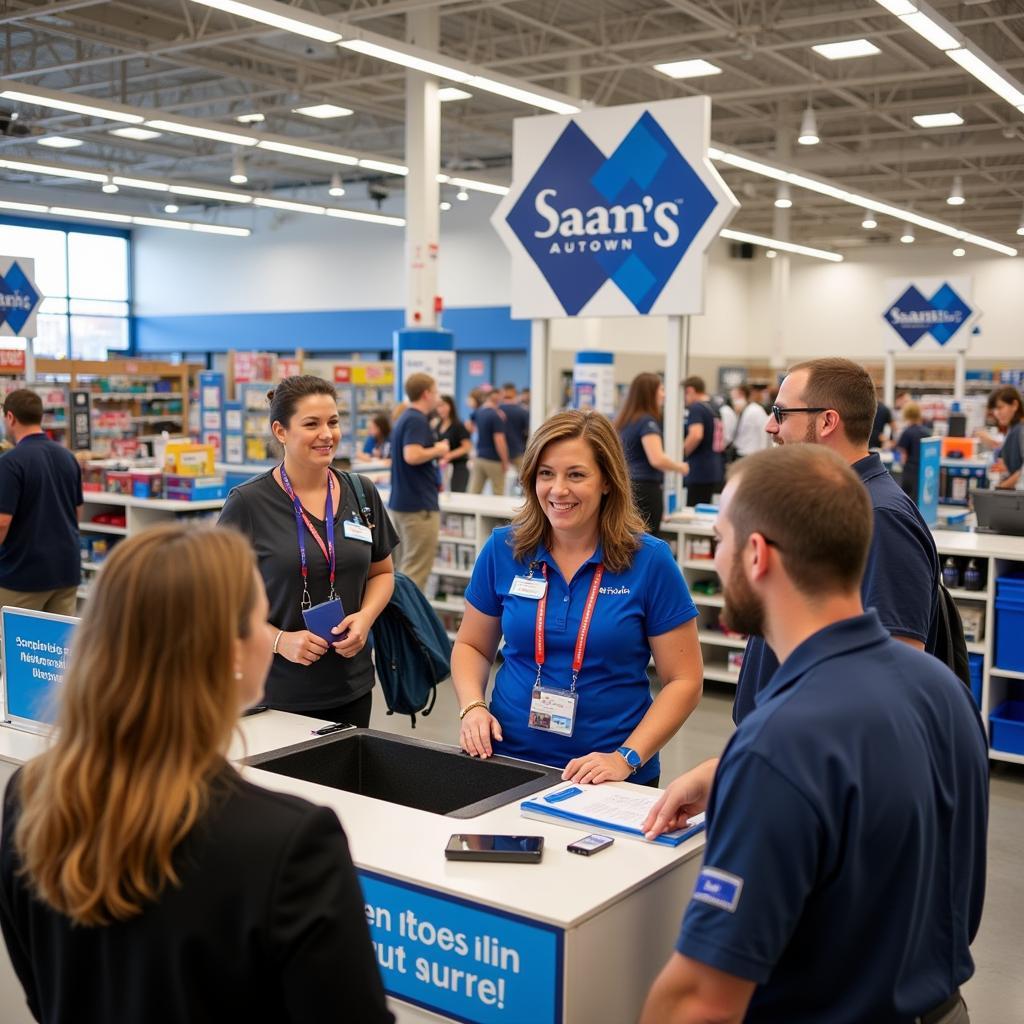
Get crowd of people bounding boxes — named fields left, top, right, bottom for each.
left=0, top=358, right=1003, bottom=1024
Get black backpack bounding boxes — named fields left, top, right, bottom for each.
left=931, top=575, right=972, bottom=689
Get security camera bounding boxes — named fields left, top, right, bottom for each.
left=368, top=183, right=389, bottom=208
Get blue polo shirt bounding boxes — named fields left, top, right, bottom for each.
left=464, top=526, right=697, bottom=782
left=389, top=409, right=439, bottom=513
left=475, top=406, right=506, bottom=462
left=499, top=402, right=530, bottom=459
left=0, top=434, right=82, bottom=592
left=733, top=452, right=939, bottom=724
left=619, top=417, right=663, bottom=483
left=678, top=612, right=988, bottom=1023
left=684, top=401, right=724, bottom=485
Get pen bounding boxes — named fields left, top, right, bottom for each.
left=312, top=722, right=351, bottom=736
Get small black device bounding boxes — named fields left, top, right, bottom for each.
left=567, top=833, right=615, bottom=857
left=445, top=834, right=544, bottom=864
left=973, top=488, right=1024, bottom=537
left=311, top=721, right=353, bottom=736
left=241, top=704, right=269, bottom=717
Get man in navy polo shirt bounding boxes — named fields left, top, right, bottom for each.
left=389, top=372, right=448, bottom=589
left=468, top=389, right=510, bottom=495
left=0, top=389, right=82, bottom=614
left=682, top=376, right=724, bottom=506
left=641, top=446, right=988, bottom=1024
left=499, top=382, right=530, bottom=471
left=732, top=356, right=940, bottom=724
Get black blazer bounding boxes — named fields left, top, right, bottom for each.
left=0, top=768, right=393, bottom=1024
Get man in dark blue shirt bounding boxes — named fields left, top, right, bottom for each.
left=468, top=389, right=510, bottom=495
left=641, top=446, right=987, bottom=1024
left=682, top=376, right=724, bottom=506
left=388, top=373, right=448, bottom=589
left=499, top=383, right=530, bottom=471
left=732, top=357, right=939, bottom=724
left=0, top=389, right=82, bottom=615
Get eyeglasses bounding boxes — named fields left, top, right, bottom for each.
left=770, top=405, right=827, bottom=424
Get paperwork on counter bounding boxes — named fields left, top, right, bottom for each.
left=521, top=785, right=706, bottom=847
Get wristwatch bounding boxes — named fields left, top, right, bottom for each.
left=616, top=746, right=642, bottom=774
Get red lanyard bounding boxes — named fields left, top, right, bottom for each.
left=279, top=465, right=336, bottom=610
left=533, top=561, right=605, bottom=693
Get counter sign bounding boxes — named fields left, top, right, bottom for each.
left=493, top=97, right=738, bottom=319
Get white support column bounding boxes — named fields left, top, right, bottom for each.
left=664, top=316, right=685, bottom=512
left=954, top=352, right=966, bottom=401
left=884, top=353, right=896, bottom=408
left=769, top=106, right=791, bottom=378
left=24, top=339, right=35, bottom=382
left=404, top=10, right=440, bottom=328
left=530, top=319, right=549, bottom=433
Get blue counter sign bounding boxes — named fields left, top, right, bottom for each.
left=494, top=97, right=738, bottom=319
left=1, top=607, right=77, bottom=726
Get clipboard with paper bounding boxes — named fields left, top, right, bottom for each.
left=520, top=784, right=706, bottom=847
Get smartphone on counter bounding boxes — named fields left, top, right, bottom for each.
left=445, top=834, right=544, bottom=864
left=567, top=834, right=614, bottom=857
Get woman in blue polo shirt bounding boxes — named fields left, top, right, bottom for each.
left=451, top=410, right=703, bottom=786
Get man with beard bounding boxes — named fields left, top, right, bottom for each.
left=732, top=357, right=939, bottom=724
left=639, top=446, right=988, bottom=1024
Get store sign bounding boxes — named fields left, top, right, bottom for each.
left=359, top=871, right=562, bottom=1024
left=0, top=348, right=26, bottom=371
left=0, top=256, right=42, bottom=338
left=882, top=277, right=979, bottom=352
left=493, top=97, right=737, bottom=318
left=1, top=607, right=77, bottom=728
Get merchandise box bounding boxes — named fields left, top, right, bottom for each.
left=163, top=441, right=215, bottom=476
left=164, top=474, right=227, bottom=501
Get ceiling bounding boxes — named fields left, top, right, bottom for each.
left=3, top=0, right=1024, bottom=253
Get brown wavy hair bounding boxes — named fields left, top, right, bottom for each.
left=15, top=524, right=260, bottom=926
left=511, top=410, right=644, bottom=573
left=613, top=372, right=662, bottom=431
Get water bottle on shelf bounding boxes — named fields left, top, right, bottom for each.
left=963, top=559, right=983, bottom=591
left=942, top=556, right=961, bottom=590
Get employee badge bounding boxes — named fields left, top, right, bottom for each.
left=343, top=516, right=372, bottom=543
left=528, top=685, right=578, bottom=737
left=510, top=575, right=547, bottom=599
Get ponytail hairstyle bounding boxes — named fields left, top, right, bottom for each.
left=267, top=375, right=337, bottom=430
left=15, top=524, right=260, bottom=925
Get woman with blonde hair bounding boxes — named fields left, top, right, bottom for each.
left=0, top=524, right=392, bottom=1024
left=452, top=410, right=703, bottom=786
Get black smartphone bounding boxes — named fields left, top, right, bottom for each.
left=445, top=834, right=544, bottom=864
left=567, top=833, right=614, bottom=857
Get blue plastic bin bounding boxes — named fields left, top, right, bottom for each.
left=989, top=701, right=1024, bottom=755
left=995, top=575, right=1024, bottom=673
left=968, top=654, right=984, bottom=708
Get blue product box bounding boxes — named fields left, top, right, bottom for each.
left=164, top=474, right=227, bottom=501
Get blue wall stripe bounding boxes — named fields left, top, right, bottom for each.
left=135, top=305, right=530, bottom=354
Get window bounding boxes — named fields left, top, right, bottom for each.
left=0, top=219, right=130, bottom=360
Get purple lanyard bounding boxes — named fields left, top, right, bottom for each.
left=279, top=464, right=336, bottom=610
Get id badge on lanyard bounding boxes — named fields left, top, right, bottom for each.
left=280, top=464, right=337, bottom=611
left=527, top=561, right=604, bottom=739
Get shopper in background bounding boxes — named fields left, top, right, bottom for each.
left=434, top=394, right=472, bottom=492
left=389, top=372, right=449, bottom=589
left=614, top=372, right=689, bottom=533
left=989, top=385, right=1023, bottom=489
left=469, top=388, right=511, bottom=495
left=355, top=412, right=392, bottom=465
left=682, top=376, right=725, bottom=506
left=640, top=447, right=987, bottom=1024
left=0, top=525, right=393, bottom=1024
left=518, top=386, right=531, bottom=408
left=0, top=389, right=82, bottom=615
left=726, top=384, right=770, bottom=460
left=869, top=394, right=893, bottom=449
left=219, top=376, right=398, bottom=726
left=464, top=387, right=485, bottom=434
left=731, top=358, right=941, bottom=737
left=894, top=401, right=930, bottom=500
left=452, top=410, right=703, bottom=787
left=499, top=382, right=530, bottom=472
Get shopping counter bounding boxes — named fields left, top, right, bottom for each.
left=0, top=715, right=704, bottom=1024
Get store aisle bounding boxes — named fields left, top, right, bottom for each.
left=370, top=675, right=1024, bottom=1024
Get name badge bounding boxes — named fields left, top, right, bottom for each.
left=528, top=685, right=577, bottom=737
left=510, top=575, right=547, bottom=600
left=343, top=520, right=372, bottom=543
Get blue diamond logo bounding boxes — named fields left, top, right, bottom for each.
left=928, top=282, right=971, bottom=345
left=883, top=282, right=972, bottom=347
left=506, top=112, right=719, bottom=315
left=0, top=262, right=41, bottom=335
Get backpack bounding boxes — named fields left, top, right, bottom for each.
left=701, top=402, right=727, bottom=454
left=343, top=472, right=450, bottom=726
left=723, top=403, right=752, bottom=464
left=931, top=574, right=972, bottom=689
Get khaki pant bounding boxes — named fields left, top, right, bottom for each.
left=0, top=584, right=78, bottom=616
left=390, top=510, right=440, bottom=590
left=469, top=457, right=506, bottom=496
left=916, top=997, right=970, bottom=1024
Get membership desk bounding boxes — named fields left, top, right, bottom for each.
left=0, top=709, right=705, bottom=1024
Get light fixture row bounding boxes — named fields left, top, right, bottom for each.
left=0, top=197, right=250, bottom=235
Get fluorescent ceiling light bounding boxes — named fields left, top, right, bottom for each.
left=465, top=76, right=579, bottom=114
left=109, top=126, right=163, bottom=141
left=774, top=182, right=792, bottom=208
left=292, top=103, right=353, bottom=119
left=0, top=157, right=107, bottom=182
left=947, top=175, right=965, bottom=205
left=188, top=0, right=342, bottom=44
left=112, top=176, right=169, bottom=191
left=653, top=58, right=723, bottom=79
left=340, top=39, right=473, bottom=82
left=900, top=11, right=959, bottom=50
left=874, top=1, right=917, bottom=15
left=811, top=39, right=880, bottom=60
left=236, top=112, right=265, bottom=123
left=191, top=223, right=250, bottom=236
left=257, top=138, right=358, bottom=164
left=328, top=172, right=345, bottom=197
left=358, top=158, right=409, bottom=175
left=230, top=153, right=248, bottom=184
left=145, top=119, right=257, bottom=146
left=253, top=196, right=325, bottom=214
left=50, top=207, right=132, bottom=223
left=438, top=87, right=472, bottom=101
left=719, top=228, right=843, bottom=263
left=798, top=105, right=819, bottom=145
left=0, top=88, right=145, bottom=124
left=912, top=111, right=964, bottom=127
left=444, top=175, right=509, bottom=196
left=132, top=216, right=190, bottom=230
left=901, top=224, right=915, bottom=243
left=862, top=211, right=878, bottom=229
left=169, top=184, right=253, bottom=203
left=961, top=233, right=1015, bottom=256
left=325, top=208, right=405, bottom=227
left=948, top=48, right=1024, bottom=107
left=0, top=200, right=48, bottom=213
left=36, top=137, right=83, bottom=149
